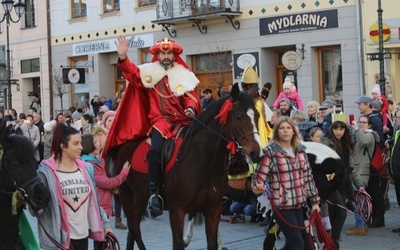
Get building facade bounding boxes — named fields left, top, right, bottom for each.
left=363, top=0, right=400, bottom=102
left=50, top=0, right=363, bottom=118
left=0, top=0, right=51, bottom=120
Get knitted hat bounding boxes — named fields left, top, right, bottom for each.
left=371, top=84, right=381, bottom=96
left=71, top=109, right=83, bottom=119
left=43, top=120, right=57, bottom=132
left=280, top=98, right=291, bottom=107
left=282, top=78, right=293, bottom=90
left=102, top=110, right=117, bottom=124
left=241, top=66, right=258, bottom=84
left=371, top=100, right=382, bottom=110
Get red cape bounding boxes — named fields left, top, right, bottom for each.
left=103, top=84, right=151, bottom=158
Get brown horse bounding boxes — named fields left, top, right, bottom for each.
left=106, top=84, right=263, bottom=250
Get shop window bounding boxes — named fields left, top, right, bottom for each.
left=21, top=58, right=40, bottom=73
left=318, top=46, right=342, bottom=103
left=114, top=66, right=126, bottom=97
left=71, top=0, right=87, bottom=18
left=104, top=0, right=120, bottom=13
left=70, top=56, right=89, bottom=110
left=193, top=52, right=231, bottom=73
left=139, top=0, right=156, bottom=7
left=24, top=0, right=35, bottom=28
left=192, top=51, right=232, bottom=96
left=140, top=48, right=152, bottom=64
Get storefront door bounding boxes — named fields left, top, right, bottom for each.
left=277, top=68, right=297, bottom=93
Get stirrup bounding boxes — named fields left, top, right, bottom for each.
left=147, top=194, right=164, bottom=215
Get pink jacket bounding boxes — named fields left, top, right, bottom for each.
left=39, top=157, right=106, bottom=249
left=89, top=157, right=129, bottom=216
left=273, top=91, right=304, bottom=110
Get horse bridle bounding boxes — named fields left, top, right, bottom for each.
left=228, top=102, right=260, bottom=145
left=188, top=100, right=259, bottom=160
left=0, top=158, right=42, bottom=204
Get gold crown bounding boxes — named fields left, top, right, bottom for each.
left=241, top=65, right=258, bottom=84
left=149, top=37, right=183, bottom=55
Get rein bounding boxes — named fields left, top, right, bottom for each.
left=34, top=210, right=69, bottom=250
left=270, top=203, right=336, bottom=250
left=187, top=112, right=254, bottom=163
left=354, top=190, right=373, bottom=224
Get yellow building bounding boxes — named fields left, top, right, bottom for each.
left=362, top=0, right=400, bottom=102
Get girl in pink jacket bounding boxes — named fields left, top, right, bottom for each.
left=81, top=134, right=130, bottom=216
left=273, top=78, right=304, bottom=110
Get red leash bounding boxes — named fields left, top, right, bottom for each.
left=354, top=190, right=373, bottom=224
left=271, top=204, right=336, bottom=250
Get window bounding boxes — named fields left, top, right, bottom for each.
left=139, top=0, right=156, bottom=7
left=318, top=46, right=342, bottom=103
left=104, top=0, right=120, bottom=13
left=24, top=0, right=35, bottom=27
left=140, top=48, right=152, bottom=64
left=192, top=51, right=233, bottom=96
left=193, top=52, right=231, bottom=72
left=72, top=0, right=87, bottom=18
left=21, top=58, right=40, bottom=73
left=71, top=57, right=89, bottom=110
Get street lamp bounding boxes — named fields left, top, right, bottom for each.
left=377, top=0, right=386, bottom=95
left=0, top=0, right=25, bottom=109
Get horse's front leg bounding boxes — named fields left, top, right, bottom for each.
left=204, top=207, right=222, bottom=250
left=169, top=208, right=186, bottom=250
left=183, top=214, right=195, bottom=247
left=120, top=181, right=147, bottom=250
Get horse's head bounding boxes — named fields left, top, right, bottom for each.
left=1, top=134, right=50, bottom=211
left=222, top=83, right=263, bottom=163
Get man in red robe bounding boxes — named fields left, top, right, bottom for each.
left=113, top=36, right=201, bottom=217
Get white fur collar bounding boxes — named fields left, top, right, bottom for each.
left=138, top=62, right=199, bottom=97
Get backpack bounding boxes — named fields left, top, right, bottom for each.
left=364, top=140, right=385, bottom=172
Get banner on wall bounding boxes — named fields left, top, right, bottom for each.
left=233, top=52, right=259, bottom=80
left=259, top=9, right=338, bottom=36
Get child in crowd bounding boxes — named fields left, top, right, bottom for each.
left=273, top=78, right=303, bottom=110
left=371, top=84, right=389, bottom=132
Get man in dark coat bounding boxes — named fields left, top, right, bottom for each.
left=202, top=88, right=216, bottom=111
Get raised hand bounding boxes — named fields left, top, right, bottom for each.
left=115, top=36, right=129, bottom=61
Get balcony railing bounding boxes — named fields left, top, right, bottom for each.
left=155, top=0, right=240, bottom=22
left=153, top=0, right=241, bottom=36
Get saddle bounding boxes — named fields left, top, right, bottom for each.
left=162, top=139, right=175, bottom=171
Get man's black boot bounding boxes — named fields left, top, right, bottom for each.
left=148, top=162, right=163, bottom=218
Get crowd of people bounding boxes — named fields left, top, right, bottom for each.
left=2, top=34, right=399, bottom=250
left=0, top=92, right=130, bottom=249
left=198, top=65, right=396, bottom=250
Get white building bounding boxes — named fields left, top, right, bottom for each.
left=48, top=0, right=362, bottom=118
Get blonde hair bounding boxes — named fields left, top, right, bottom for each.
left=307, top=100, right=320, bottom=118
left=272, top=116, right=301, bottom=150
left=91, top=125, right=104, bottom=136
left=290, top=110, right=307, bottom=122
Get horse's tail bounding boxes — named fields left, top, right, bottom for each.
left=188, top=212, right=204, bottom=226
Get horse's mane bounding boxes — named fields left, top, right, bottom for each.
left=181, top=92, right=256, bottom=136
left=2, top=134, right=37, bottom=167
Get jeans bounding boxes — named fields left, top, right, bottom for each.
left=230, top=202, right=256, bottom=217
left=273, top=208, right=310, bottom=250
left=353, top=184, right=366, bottom=228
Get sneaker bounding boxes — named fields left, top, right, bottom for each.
left=346, top=227, right=365, bottom=236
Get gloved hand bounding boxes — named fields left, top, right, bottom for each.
left=184, top=107, right=195, bottom=118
